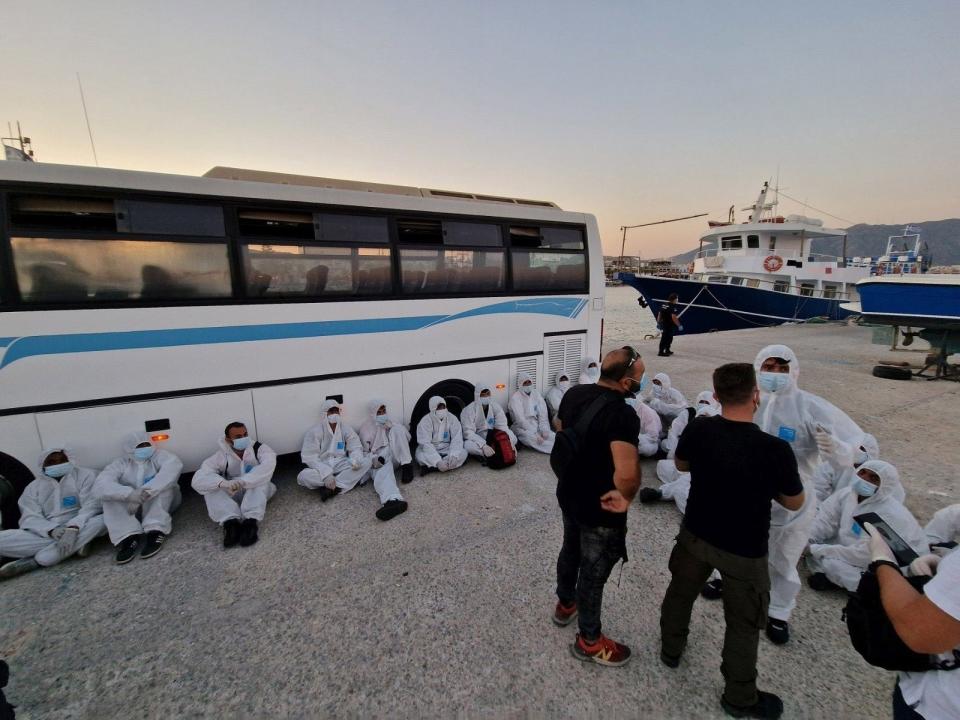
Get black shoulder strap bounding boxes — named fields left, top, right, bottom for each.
left=253, top=441, right=262, bottom=462
left=686, top=406, right=696, bottom=424
left=573, top=394, right=619, bottom=438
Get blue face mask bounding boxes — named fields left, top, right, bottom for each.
left=758, top=371, right=790, bottom=393
left=854, top=478, right=878, bottom=498
left=232, top=436, right=251, bottom=451
left=44, top=461, right=73, bottom=478
left=134, top=446, right=155, bottom=461
left=632, top=373, right=649, bottom=393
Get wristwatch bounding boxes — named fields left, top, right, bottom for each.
left=868, top=559, right=900, bottom=573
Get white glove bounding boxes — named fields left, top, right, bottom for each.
left=49, top=526, right=67, bottom=541
left=814, top=428, right=835, bottom=457
left=126, top=487, right=145, bottom=507
left=908, top=554, right=942, bottom=577
left=482, top=445, right=496, bottom=458
left=219, top=480, right=242, bottom=495
left=437, top=459, right=449, bottom=472
left=351, top=458, right=361, bottom=471
left=56, top=526, right=79, bottom=555
left=863, top=522, right=897, bottom=564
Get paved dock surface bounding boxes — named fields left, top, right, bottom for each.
left=1, top=323, right=957, bottom=719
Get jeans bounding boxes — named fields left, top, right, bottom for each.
left=659, top=527, right=770, bottom=707
left=892, top=682, right=925, bottom=719
left=555, top=511, right=627, bottom=641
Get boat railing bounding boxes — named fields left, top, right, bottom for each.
left=694, top=273, right=853, bottom=301
left=695, top=248, right=853, bottom=263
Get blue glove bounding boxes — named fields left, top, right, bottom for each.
left=656, top=323, right=662, bottom=331
left=678, top=325, right=684, bottom=332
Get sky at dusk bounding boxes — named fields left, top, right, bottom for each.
left=2, top=0, right=957, bottom=258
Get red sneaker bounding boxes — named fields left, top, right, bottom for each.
left=570, top=633, right=632, bottom=667
left=552, top=601, right=578, bottom=626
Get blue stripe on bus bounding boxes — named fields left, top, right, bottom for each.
left=0, top=337, right=16, bottom=348
left=0, top=297, right=585, bottom=369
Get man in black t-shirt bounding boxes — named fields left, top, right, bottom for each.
left=658, top=292, right=681, bottom=357
left=552, top=347, right=644, bottom=667
left=659, top=363, right=803, bottom=720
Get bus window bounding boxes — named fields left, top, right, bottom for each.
left=242, top=244, right=392, bottom=297
left=511, top=250, right=586, bottom=291
left=441, top=221, right=502, bottom=247
left=116, top=200, right=225, bottom=236
left=238, top=209, right=314, bottom=239
left=9, top=195, right=117, bottom=232
left=509, top=226, right=584, bottom=250
left=397, top=219, right=443, bottom=245
left=315, top=214, right=388, bottom=244
left=399, top=248, right=504, bottom=293
left=11, top=237, right=231, bottom=303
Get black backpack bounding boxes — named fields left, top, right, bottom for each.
left=550, top=394, right=617, bottom=483
left=844, top=567, right=960, bottom=672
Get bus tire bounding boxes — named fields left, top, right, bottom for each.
left=871, top=365, right=913, bottom=381
left=410, top=379, right=476, bottom=431
left=0, top=452, right=34, bottom=530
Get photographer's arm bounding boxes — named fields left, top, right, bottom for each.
left=876, top=564, right=960, bottom=654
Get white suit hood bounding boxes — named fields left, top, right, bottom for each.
left=856, top=459, right=906, bottom=504
left=37, top=446, right=74, bottom=473
left=654, top=373, right=673, bottom=393
left=122, top=431, right=154, bottom=457
left=474, top=383, right=493, bottom=403
left=580, top=357, right=600, bottom=383
left=754, top=344, right=800, bottom=393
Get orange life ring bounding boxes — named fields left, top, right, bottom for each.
left=763, top=255, right=783, bottom=272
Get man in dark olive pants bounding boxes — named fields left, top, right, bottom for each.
left=659, top=363, right=804, bottom=719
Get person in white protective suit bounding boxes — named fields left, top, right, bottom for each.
left=191, top=422, right=277, bottom=548
left=812, top=432, right=880, bottom=502
left=660, top=390, right=718, bottom=457
left=0, top=448, right=107, bottom=580
left=297, top=400, right=373, bottom=501
left=736, top=343, right=864, bottom=644
left=625, top=396, right=662, bottom=457
left=509, top=372, right=556, bottom=454
left=460, top=383, right=517, bottom=460
left=806, top=459, right=928, bottom=592
left=645, top=372, right=688, bottom=430
left=639, top=392, right=721, bottom=509
left=545, top=371, right=571, bottom=430
left=578, top=357, right=600, bottom=385
left=924, top=503, right=960, bottom=553
left=415, top=396, right=468, bottom=475
left=94, top=432, right=183, bottom=564
left=357, top=399, right=411, bottom=521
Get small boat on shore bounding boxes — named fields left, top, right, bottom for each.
left=619, top=182, right=871, bottom=333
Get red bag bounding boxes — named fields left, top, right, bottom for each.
left=485, top=429, right=516, bottom=469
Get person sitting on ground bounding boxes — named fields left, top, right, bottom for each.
left=924, top=503, right=960, bottom=554
left=625, top=394, right=661, bottom=457
left=645, top=372, right=688, bottom=429
left=545, top=371, right=572, bottom=430
left=806, top=459, right=927, bottom=592
left=641, top=392, right=721, bottom=508
left=660, top=390, right=718, bottom=457
left=94, top=432, right=183, bottom=564
left=0, top=448, right=106, bottom=580
left=297, top=400, right=372, bottom=501
left=812, top=432, right=880, bottom=502
left=192, top=422, right=277, bottom=548
left=578, top=357, right=600, bottom=385
left=509, top=373, right=556, bottom=453
left=415, top=396, right=468, bottom=475
left=357, top=399, right=411, bottom=521
left=461, top=383, right=516, bottom=461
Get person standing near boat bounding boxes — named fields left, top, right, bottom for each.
left=658, top=294, right=682, bottom=357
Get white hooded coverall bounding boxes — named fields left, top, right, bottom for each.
left=626, top=398, right=662, bottom=457
left=509, top=373, right=555, bottom=454
left=461, top=383, right=517, bottom=457
left=357, top=399, right=410, bottom=505
left=812, top=433, right=879, bottom=502
left=415, top=396, right=468, bottom=471
left=545, top=372, right=570, bottom=418
left=925, top=504, right=960, bottom=546
left=660, top=390, right=717, bottom=456
left=578, top=357, right=600, bottom=385
left=656, top=396, right=721, bottom=513
left=297, top=400, right=372, bottom=492
left=94, top=433, right=183, bottom=544
left=0, top=448, right=107, bottom=566
left=645, top=372, right=688, bottom=429
left=192, top=437, right=277, bottom=524
left=807, top=460, right=928, bottom=591
left=754, top=344, right=863, bottom=622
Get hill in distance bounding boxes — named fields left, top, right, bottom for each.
left=668, top=218, right=960, bottom=266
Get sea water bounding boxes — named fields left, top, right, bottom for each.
left=603, top=284, right=659, bottom=346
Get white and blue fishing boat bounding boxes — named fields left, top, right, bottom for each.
left=618, top=183, right=872, bottom=333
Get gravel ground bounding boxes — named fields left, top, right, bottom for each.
left=1, top=322, right=956, bottom=719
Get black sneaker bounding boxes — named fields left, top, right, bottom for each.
left=660, top=649, right=680, bottom=668
left=639, top=487, right=663, bottom=504
left=375, top=499, right=408, bottom=522
left=115, top=535, right=143, bottom=564
left=318, top=486, right=341, bottom=502
left=0, top=558, right=40, bottom=580
left=140, top=531, right=166, bottom=559
left=239, top=518, right=259, bottom=547
left=419, top=464, right=436, bottom=477
left=807, top=572, right=841, bottom=592
left=223, top=518, right=242, bottom=548
left=400, top=464, right=414, bottom=484
left=765, top=618, right=789, bottom=645
left=700, top=578, right=723, bottom=600
left=721, top=690, right=784, bottom=719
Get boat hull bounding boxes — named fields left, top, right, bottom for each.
left=854, top=278, right=960, bottom=331
left=617, top=273, right=853, bottom=334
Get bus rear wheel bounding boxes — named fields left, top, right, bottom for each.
left=411, top=380, right=476, bottom=431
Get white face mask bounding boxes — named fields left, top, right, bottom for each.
left=758, top=371, right=790, bottom=393
left=652, top=384, right=664, bottom=397
left=558, top=380, right=570, bottom=390
left=375, top=414, right=388, bottom=425
left=522, top=385, right=533, bottom=395
left=480, top=396, right=491, bottom=406
left=435, top=409, right=447, bottom=420
left=327, top=413, right=341, bottom=425
left=854, top=478, right=878, bottom=498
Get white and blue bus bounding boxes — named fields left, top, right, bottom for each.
left=0, top=162, right=604, bottom=519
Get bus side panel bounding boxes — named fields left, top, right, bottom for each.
left=0, top=415, right=43, bottom=474
left=400, top=359, right=513, bottom=421
left=35, top=391, right=255, bottom=472
left=250, top=374, right=404, bottom=457
left=584, top=214, right=605, bottom=360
